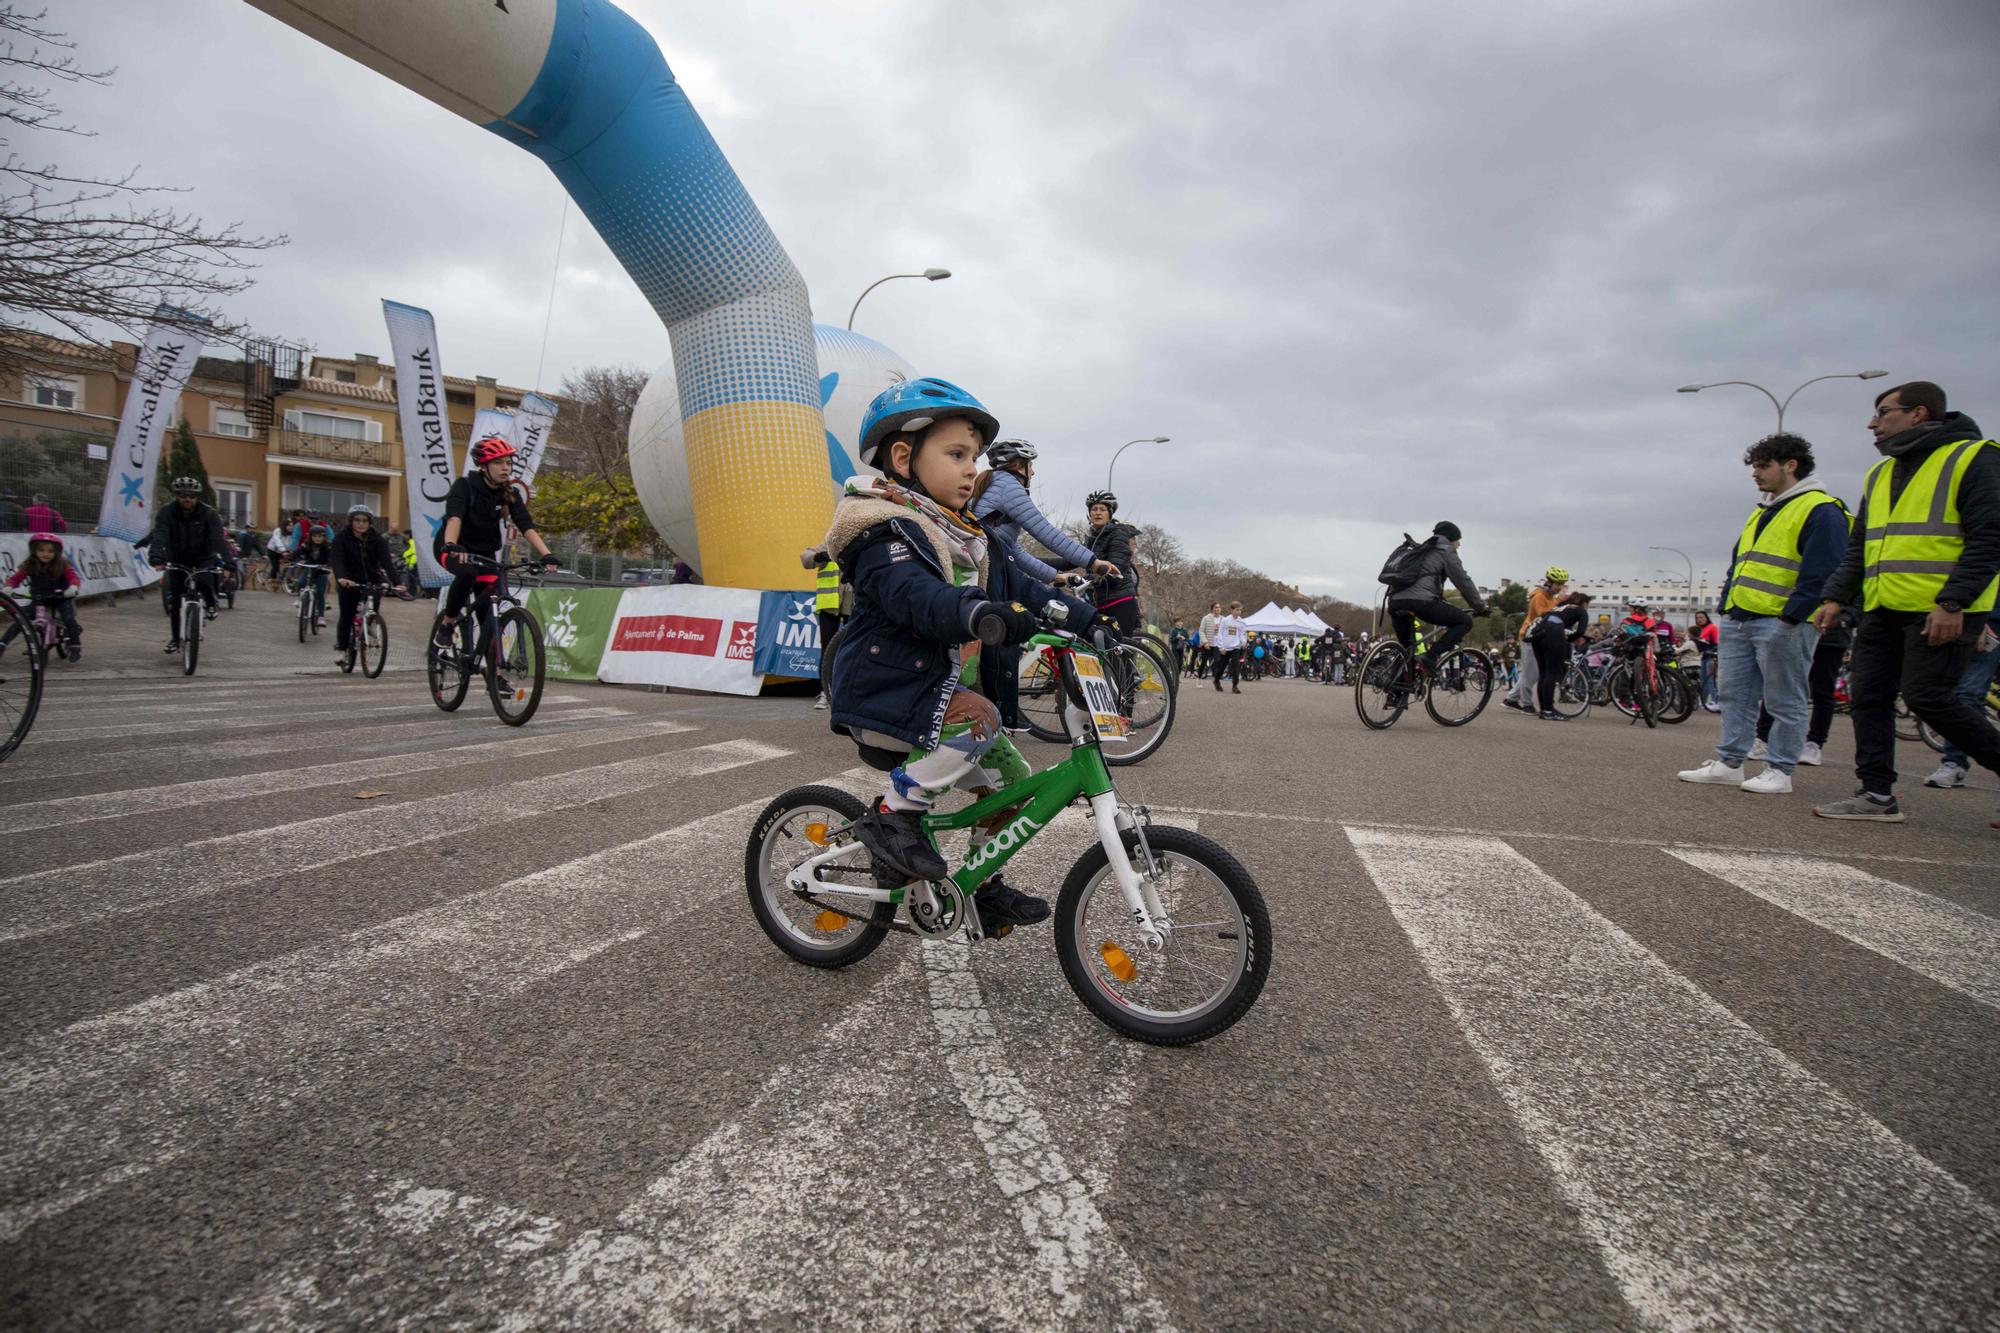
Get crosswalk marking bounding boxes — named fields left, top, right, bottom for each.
left=0, top=718, right=696, bottom=834
left=0, top=737, right=789, bottom=943
left=32, top=700, right=435, bottom=741
left=1666, top=848, right=2000, bottom=1011
left=0, top=779, right=820, bottom=1243
left=1344, top=826, right=2000, bottom=1330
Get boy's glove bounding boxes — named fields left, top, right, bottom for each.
left=971, top=600, right=1038, bottom=646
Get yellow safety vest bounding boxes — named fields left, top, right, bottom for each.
left=815, top=558, right=841, bottom=613
left=1724, top=490, right=1846, bottom=617
left=1862, top=439, right=1999, bottom=614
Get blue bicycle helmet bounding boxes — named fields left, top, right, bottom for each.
left=857, top=377, right=1000, bottom=470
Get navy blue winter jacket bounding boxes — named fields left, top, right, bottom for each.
left=823, top=492, right=1090, bottom=751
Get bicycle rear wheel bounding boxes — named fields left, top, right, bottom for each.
left=427, top=613, right=473, bottom=712
left=1552, top=662, right=1592, bottom=720
left=1354, top=641, right=1411, bottom=730
left=0, top=598, right=44, bottom=763
left=362, top=612, right=388, bottom=679
left=1893, top=697, right=1921, bottom=742
left=1103, top=638, right=1176, bottom=767
left=1016, top=646, right=1068, bottom=743
left=1423, top=648, right=1495, bottom=727
left=488, top=605, right=546, bottom=725
left=1056, top=825, right=1270, bottom=1046
left=1656, top=672, right=1695, bottom=724
left=745, top=786, right=895, bottom=968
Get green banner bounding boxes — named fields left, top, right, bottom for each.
left=528, top=586, right=623, bottom=681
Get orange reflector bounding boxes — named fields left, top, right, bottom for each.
left=814, top=910, right=849, bottom=932
left=1099, top=941, right=1138, bottom=983
left=804, top=821, right=830, bottom=845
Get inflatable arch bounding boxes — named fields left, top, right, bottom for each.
left=243, top=0, right=830, bottom=590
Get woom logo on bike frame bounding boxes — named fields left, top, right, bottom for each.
left=964, top=811, right=1044, bottom=878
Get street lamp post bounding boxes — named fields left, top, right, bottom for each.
left=1106, top=436, right=1170, bottom=494
left=1676, top=370, right=1888, bottom=431
left=1651, top=545, right=1695, bottom=621
left=846, top=268, right=952, bottom=331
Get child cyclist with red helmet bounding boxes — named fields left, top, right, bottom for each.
left=434, top=435, right=559, bottom=640
left=822, top=378, right=1096, bottom=936
left=2, top=534, right=82, bottom=657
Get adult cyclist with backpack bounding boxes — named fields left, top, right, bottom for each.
left=1381, top=521, right=1489, bottom=672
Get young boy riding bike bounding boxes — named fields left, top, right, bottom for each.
left=822, top=377, right=1094, bottom=937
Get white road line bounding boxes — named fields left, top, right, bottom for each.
left=1666, top=848, right=2000, bottom=1011
left=32, top=701, right=437, bottom=740
left=922, top=939, right=1178, bottom=1330
left=0, top=737, right=789, bottom=943
left=1152, top=805, right=1994, bottom=870
left=0, top=780, right=816, bottom=1243
left=1344, top=827, right=2000, bottom=1331
left=0, top=718, right=695, bottom=834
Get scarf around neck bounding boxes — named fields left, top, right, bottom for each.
left=847, top=476, right=986, bottom=579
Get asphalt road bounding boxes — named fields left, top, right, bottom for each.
left=3, top=589, right=1996, bottom=1330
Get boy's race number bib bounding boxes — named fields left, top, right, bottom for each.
left=1070, top=651, right=1129, bottom=740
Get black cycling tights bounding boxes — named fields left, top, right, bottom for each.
left=1391, top=599, right=1472, bottom=660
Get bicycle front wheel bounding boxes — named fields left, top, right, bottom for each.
left=1354, top=641, right=1411, bottom=730
left=181, top=599, right=200, bottom=676
left=0, top=598, right=44, bottom=763
left=427, top=613, right=473, bottom=712
left=362, top=613, right=388, bottom=679
left=1423, top=648, right=1495, bottom=727
left=1634, top=666, right=1658, bottom=728
left=1056, top=825, right=1270, bottom=1046
left=297, top=597, right=309, bottom=643
left=1015, top=646, right=1069, bottom=744
left=1553, top=662, right=1593, bottom=720
left=488, top=606, right=546, bottom=726
left=1656, top=671, right=1695, bottom=724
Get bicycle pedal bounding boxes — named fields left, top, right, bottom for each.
left=986, top=923, right=1013, bottom=940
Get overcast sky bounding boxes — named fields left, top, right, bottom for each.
left=44, top=0, right=2000, bottom=598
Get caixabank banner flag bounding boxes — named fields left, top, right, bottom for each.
left=96, top=306, right=211, bottom=541
left=513, top=392, right=559, bottom=485
left=597, top=585, right=763, bottom=696
left=382, top=299, right=454, bottom=587
left=527, top=586, right=621, bottom=681
left=753, top=590, right=820, bottom=678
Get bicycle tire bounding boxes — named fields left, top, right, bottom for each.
left=1422, top=648, right=1495, bottom=727
left=428, top=613, right=473, bottom=712
left=1656, top=671, right=1695, bottom=724
left=1915, top=717, right=1947, bottom=753
left=1103, top=639, right=1176, bottom=767
left=362, top=612, right=388, bottom=679
left=745, top=785, right=896, bottom=968
left=338, top=620, right=357, bottom=674
left=1133, top=631, right=1178, bottom=683
left=1354, top=640, right=1411, bottom=730
left=1634, top=663, right=1658, bottom=728
left=181, top=599, right=200, bottom=676
left=297, top=598, right=308, bottom=644
left=1056, top=825, right=1270, bottom=1047
left=0, top=597, right=44, bottom=763
left=1553, top=662, right=1592, bottom=720
left=1892, top=698, right=1921, bottom=743
left=488, top=605, right=545, bottom=726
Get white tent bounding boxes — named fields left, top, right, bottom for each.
left=1242, top=601, right=1303, bottom=635
left=1293, top=609, right=1333, bottom=635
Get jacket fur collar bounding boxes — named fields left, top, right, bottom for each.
left=824, top=494, right=989, bottom=585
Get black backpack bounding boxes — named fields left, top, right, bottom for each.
left=1378, top=534, right=1426, bottom=590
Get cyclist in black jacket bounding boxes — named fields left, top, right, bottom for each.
left=330, top=504, right=396, bottom=660
left=134, top=477, right=228, bottom=653
left=1083, top=489, right=1143, bottom=634
left=433, top=435, right=558, bottom=644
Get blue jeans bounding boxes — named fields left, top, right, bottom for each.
left=1941, top=636, right=2000, bottom=770
left=1717, top=615, right=1819, bottom=773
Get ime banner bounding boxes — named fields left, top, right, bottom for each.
left=96, top=306, right=211, bottom=541
left=752, top=590, right=821, bottom=678
left=382, top=299, right=454, bottom=588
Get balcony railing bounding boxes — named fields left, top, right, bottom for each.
left=270, top=428, right=399, bottom=470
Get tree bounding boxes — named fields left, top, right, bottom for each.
left=0, top=6, right=285, bottom=378
left=549, top=364, right=648, bottom=480
left=1495, top=579, right=1529, bottom=616
left=155, top=417, right=210, bottom=509
left=533, top=469, right=662, bottom=556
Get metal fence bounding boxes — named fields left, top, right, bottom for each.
left=0, top=414, right=111, bottom=533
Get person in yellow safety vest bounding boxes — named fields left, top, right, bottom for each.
left=1809, top=380, right=2000, bottom=823
left=1677, top=432, right=1848, bottom=797
left=813, top=554, right=841, bottom=710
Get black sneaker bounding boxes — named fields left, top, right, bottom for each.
left=164, top=639, right=181, bottom=654
left=1539, top=710, right=1569, bottom=721
left=975, top=876, right=1051, bottom=934
left=852, top=803, right=949, bottom=883
left=494, top=674, right=514, bottom=696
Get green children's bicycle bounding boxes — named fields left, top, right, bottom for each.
left=746, top=610, right=1271, bottom=1046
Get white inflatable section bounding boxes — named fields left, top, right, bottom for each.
left=631, top=324, right=913, bottom=574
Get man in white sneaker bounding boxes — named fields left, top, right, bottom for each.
left=1922, top=606, right=2000, bottom=788
left=1679, top=433, right=1847, bottom=795
left=1212, top=600, right=1247, bottom=694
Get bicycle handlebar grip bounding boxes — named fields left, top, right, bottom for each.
left=974, top=609, right=1010, bottom=648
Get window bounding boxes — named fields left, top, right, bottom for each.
left=283, top=408, right=381, bottom=441
left=213, top=482, right=253, bottom=527
left=282, top=484, right=382, bottom=517
left=213, top=406, right=254, bottom=438
left=333, top=369, right=356, bottom=383
left=27, top=374, right=82, bottom=410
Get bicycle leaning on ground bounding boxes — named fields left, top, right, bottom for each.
left=425, top=553, right=548, bottom=726
left=747, top=602, right=1270, bottom=1047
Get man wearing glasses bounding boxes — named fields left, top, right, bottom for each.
left=1811, top=381, right=2000, bottom=823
